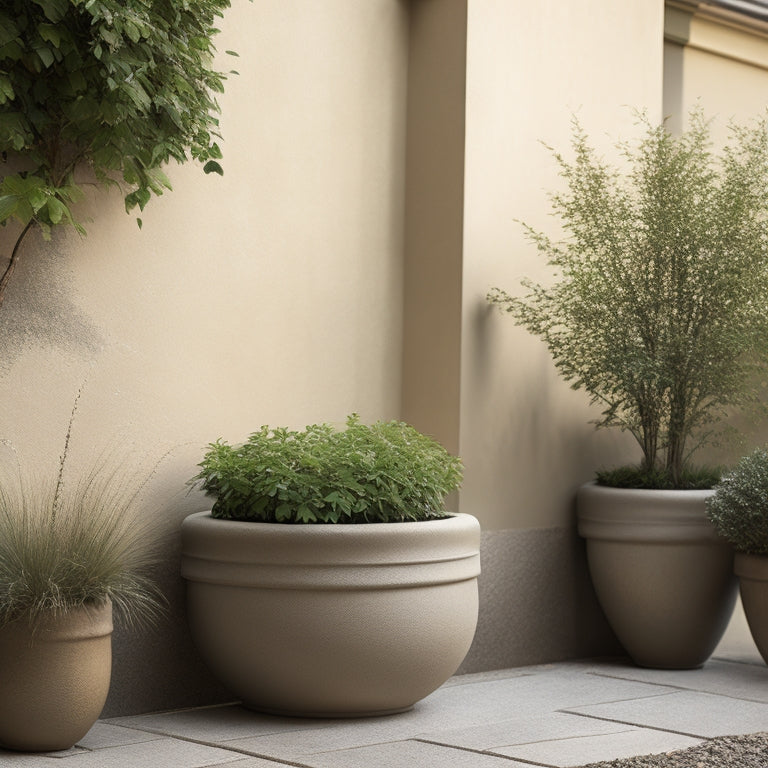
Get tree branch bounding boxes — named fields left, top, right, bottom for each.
left=0, top=219, right=35, bottom=310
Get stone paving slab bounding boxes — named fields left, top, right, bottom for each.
left=200, top=760, right=299, bottom=768
left=585, top=658, right=768, bottom=703
left=415, top=710, right=702, bottom=768
left=77, top=722, right=166, bottom=750
left=415, top=710, right=668, bottom=751
left=215, top=672, right=679, bottom=760
left=0, top=738, right=245, bottom=768
left=565, top=689, right=768, bottom=738
left=488, top=728, right=701, bottom=767
left=282, top=739, right=531, bottom=768
left=437, top=667, right=538, bottom=687
left=107, top=704, right=320, bottom=742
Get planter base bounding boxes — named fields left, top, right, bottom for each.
left=578, top=484, right=736, bottom=669
left=0, top=601, right=113, bottom=752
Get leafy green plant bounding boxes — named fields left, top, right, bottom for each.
left=0, top=0, right=241, bottom=307
left=489, top=111, right=768, bottom=489
left=0, top=394, right=165, bottom=628
left=707, top=449, right=768, bottom=555
left=595, top=464, right=722, bottom=491
left=193, top=414, right=463, bottom=523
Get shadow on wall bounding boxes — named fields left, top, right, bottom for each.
left=0, top=227, right=101, bottom=372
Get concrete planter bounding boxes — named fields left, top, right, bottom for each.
left=181, top=511, right=481, bottom=716
left=577, top=484, right=736, bottom=669
left=0, top=600, right=113, bottom=752
left=735, top=552, right=768, bottom=665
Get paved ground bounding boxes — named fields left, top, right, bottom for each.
left=2, top=651, right=767, bottom=768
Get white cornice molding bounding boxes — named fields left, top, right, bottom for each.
left=667, top=0, right=768, bottom=37
left=666, top=0, right=768, bottom=70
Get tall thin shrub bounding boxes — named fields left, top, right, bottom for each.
left=489, top=111, right=768, bottom=488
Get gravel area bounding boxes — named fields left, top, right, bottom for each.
left=577, top=733, right=768, bottom=768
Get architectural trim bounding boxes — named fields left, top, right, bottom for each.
left=667, top=0, right=768, bottom=36
left=666, top=0, right=768, bottom=71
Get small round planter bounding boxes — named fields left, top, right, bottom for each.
left=0, top=600, right=113, bottom=752
left=735, top=552, right=768, bottom=665
left=577, top=484, right=737, bottom=669
left=181, top=512, right=481, bottom=717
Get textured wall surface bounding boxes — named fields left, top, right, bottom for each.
left=458, top=527, right=621, bottom=675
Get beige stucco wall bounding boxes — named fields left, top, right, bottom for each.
left=459, top=0, right=665, bottom=532
left=0, top=0, right=409, bottom=715
left=401, top=0, right=665, bottom=673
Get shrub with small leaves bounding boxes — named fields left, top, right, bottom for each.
left=707, top=449, right=768, bottom=556
left=192, top=415, right=463, bottom=524
left=489, top=110, right=768, bottom=489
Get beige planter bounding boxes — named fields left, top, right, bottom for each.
left=181, top=512, right=481, bottom=716
left=735, top=552, right=768, bottom=665
left=577, top=484, right=736, bottom=669
left=0, top=600, right=113, bottom=752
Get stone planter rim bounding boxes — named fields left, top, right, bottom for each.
left=577, top=482, right=720, bottom=543
left=181, top=511, right=481, bottom=590
left=735, top=551, right=768, bottom=579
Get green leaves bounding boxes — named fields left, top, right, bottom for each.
left=203, top=160, right=223, bottom=176
left=0, top=173, right=85, bottom=234
left=708, top=449, right=768, bottom=555
left=0, top=0, right=236, bottom=234
left=192, top=416, right=464, bottom=524
left=490, top=110, right=768, bottom=487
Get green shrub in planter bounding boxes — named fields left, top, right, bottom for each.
left=707, top=449, right=768, bottom=555
left=184, top=415, right=477, bottom=716
left=0, top=422, right=165, bottom=751
left=489, top=110, right=768, bottom=489
left=193, top=414, right=463, bottom=523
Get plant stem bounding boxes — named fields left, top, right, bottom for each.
left=53, top=386, right=83, bottom=525
left=0, top=220, right=35, bottom=310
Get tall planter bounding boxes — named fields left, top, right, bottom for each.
left=734, top=553, right=768, bottom=665
left=0, top=601, right=113, bottom=752
left=577, top=484, right=737, bottom=669
left=181, top=511, right=481, bottom=717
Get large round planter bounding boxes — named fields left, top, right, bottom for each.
left=181, top=512, right=481, bottom=717
left=0, top=600, right=113, bottom=752
left=577, top=484, right=737, bottom=669
left=735, top=552, right=768, bottom=665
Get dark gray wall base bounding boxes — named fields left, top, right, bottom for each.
left=458, top=525, right=621, bottom=674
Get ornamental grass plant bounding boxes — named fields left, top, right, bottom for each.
left=0, top=393, right=166, bottom=628
left=489, top=110, right=768, bottom=489
left=707, top=448, right=768, bottom=556
left=193, top=414, right=463, bottom=523
left=0, top=462, right=165, bottom=629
